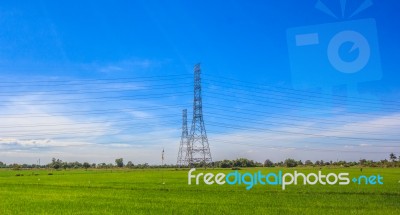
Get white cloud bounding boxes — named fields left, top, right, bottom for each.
left=208, top=112, right=400, bottom=162
left=0, top=90, right=182, bottom=165
left=1, top=82, right=398, bottom=165
left=128, top=110, right=152, bottom=119
left=82, top=58, right=161, bottom=74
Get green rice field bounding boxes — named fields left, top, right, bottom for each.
left=0, top=168, right=399, bottom=214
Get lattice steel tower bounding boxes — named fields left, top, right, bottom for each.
left=176, top=109, right=188, bottom=167
left=187, top=64, right=212, bottom=166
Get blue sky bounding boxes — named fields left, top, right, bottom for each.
left=0, top=0, right=399, bottom=165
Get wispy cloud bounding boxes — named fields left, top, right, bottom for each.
left=0, top=85, right=183, bottom=164
left=80, top=58, right=162, bottom=74
left=209, top=112, right=400, bottom=162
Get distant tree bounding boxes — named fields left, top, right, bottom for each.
left=83, top=162, right=90, bottom=170
left=366, top=160, right=376, bottom=167
left=136, top=163, right=149, bottom=169
left=72, top=161, right=82, bottom=169
left=12, top=164, right=21, bottom=170
left=198, top=161, right=207, bottom=168
left=51, top=158, right=62, bottom=170
left=359, top=159, right=367, bottom=166
left=98, top=163, right=106, bottom=168
left=264, top=159, right=274, bottom=167
left=389, top=153, right=397, bottom=162
left=337, top=160, right=347, bottom=166
left=284, top=158, right=297, bottom=168
left=62, top=162, right=68, bottom=170
left=115, top=158, right=124, bottom=168
left=219, top=160, right=232, bottom=168
left=232, top=158, right=256, bottom=167
left=380, top=159, right=388, bottom=166
left=305, top=160, right=313, bottom=166
left=233, top=159, right=242, bottom=167
left=126, top=161, right=134, bottom=168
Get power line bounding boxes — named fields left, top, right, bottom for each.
left=1, top=116, right=398, bottom=144
left=204, top=93, right=398, bottom=118
left=205, top=131, right=400, bottom=148
left=205, top=122, right=400, bottom=142
left=206, top=113, right=400, bottom=137
left=202, top=81, right=398, bottom=112
left=203, top=74, right=400, bottom=106
left=0, top=74, right=191, bottom=86
left=0, top=71, right=398, bottom=158
left=0, top=102, right=397, bottom=130
left=0, top=92, right=191, bottom=107
left=0, top=114, right=180, bottom=129
left=1, top=111, right=396, bottom=137
left=0, top=105, right=186, bottom=118
left=0, top=82, right=192, bottom=97
left=0, top=121, right=181, bottom=137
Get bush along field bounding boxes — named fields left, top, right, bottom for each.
left=0, top=167, right=399, bottom=215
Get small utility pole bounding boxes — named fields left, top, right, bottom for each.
left=161, top=148, right=165, bottom=189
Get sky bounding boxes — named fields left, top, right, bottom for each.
left=0, top=0, right=399, bottom=165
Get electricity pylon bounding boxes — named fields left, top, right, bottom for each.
left=187, top=64, right=212, bottom=167
left=176, top=109, right=188, bottom=167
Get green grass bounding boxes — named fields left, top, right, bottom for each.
left=0, top=167, right=399, bottom=214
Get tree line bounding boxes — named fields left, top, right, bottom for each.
left=213, top=153, right=399, bottom=168
left=1, top=153, right=399, bottom=170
